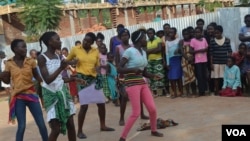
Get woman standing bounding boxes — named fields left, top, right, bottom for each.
left=146, top=28, right=166, bottom=96
left=38, top=32, right=78, bottom=141
left=190, top=27, right=208, bottom=96
left=110, top=24, right=124, bottom=55
left=115, top=28, right=148, bottom=126
left=165, top=27, right=183, bottom=98
left=210, top=25, right=232, bottom=95
left=66, top=32, right=115, bottom=139
left=0, top=39, right=48, bottom=141
left=180, top=28, right=196, bottom=97
left=118, top=30, right=163, bottom=141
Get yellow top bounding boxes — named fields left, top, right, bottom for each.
left=147, top=37, right=162, bottom=60
left=66, top=45, right=100, bottom=77
left=5, top=57, right=36, bottom=96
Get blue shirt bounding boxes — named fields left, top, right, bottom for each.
left=240, top=26, right=250, bottom=48
left=122, top=47, right=148, bottom=70
left=222, top=65, right=241, bottom=90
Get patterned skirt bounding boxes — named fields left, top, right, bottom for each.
left=147, top=59, right=166, bottom=90
left=181, top=57, right=195, bottom=85
left=181, top=46, right=195, bottom=85
left=101, top=74, right=111, bottom=98
left=77, top=73, right=105, bottom=105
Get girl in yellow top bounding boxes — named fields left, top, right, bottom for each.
left=0, top=39, right=48, bottom=141
left=66, top=32, right=115, bottom=139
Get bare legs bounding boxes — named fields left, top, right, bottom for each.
left=77, top=104, right=114, bottom=139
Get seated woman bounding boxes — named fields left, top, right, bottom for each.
left=220, top=57, right=242, bottom=97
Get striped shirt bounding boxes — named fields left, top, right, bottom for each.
left=209, top=37, right=232, bottom=64
left=124, top=73, right=146, bottom=87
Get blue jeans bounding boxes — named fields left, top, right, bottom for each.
left=15, top=99, right=48, bottom=141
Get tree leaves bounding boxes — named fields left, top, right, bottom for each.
left=17, top=0, right=63, bottom=39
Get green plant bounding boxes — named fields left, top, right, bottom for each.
left=17, top=0, right=63, bottom=41
left=198, top=0, right=223, bottom=12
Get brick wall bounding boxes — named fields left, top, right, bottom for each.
left=1, top=12, right=89, bottom=45
left=2, top=13, right=25, bottom=44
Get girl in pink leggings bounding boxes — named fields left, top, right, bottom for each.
left=118, top=30, right=163, bottom=141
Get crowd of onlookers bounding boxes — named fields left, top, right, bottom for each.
left=1, top=13, right=250, bottom=141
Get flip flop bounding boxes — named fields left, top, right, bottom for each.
left=77, top=132, right=87, bottom=139
left=100, top=127, right=115, bottom=131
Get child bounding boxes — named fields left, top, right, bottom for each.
left=232, top=43, right=247, bottom=90
left=1, top=52, right=11, bottom=95
left=107, top=52, right=119, bottom=106
left=96, top=32, right=105, bottom=49
left=165, top=27, right=183, bottom=98
left=0, top=39, right=48, bottom=141
left=61, top=47, right=78, bottom=103
left=38, top=31, right=82, bottom=141
left=180, top=28, right=196, bottom=97
left=99, top=43, right=111, bottom=102
left=232, top=43, right=247, bottom=67
left=190, top=27, right=208, bottom=96
left=220, top=57, right=242, bottom=97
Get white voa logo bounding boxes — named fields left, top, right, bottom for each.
left=226, top=129, right=246, bottom=136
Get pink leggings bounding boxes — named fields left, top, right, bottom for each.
left=121, top=84, right=157, bottom=139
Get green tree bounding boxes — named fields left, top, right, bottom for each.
left=237, top=0, right=250, bottom=6
left=17, top=0, right=63, bottom=41
left=198, top=0, right=223, bottom=12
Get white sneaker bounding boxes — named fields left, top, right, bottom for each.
left=166, top=94, right=171, bottom=98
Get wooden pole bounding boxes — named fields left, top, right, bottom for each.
left=181, top=4, right=185, bottom=17
left=161, top=6, right=167, bottom=20
left=98, top=9, right=103, bottom=24
left=153, top=6, right=156, bottom=19
left=188, top=4, right=192, bottom=16
left=132, top=7, right=135, bottom=18
left=88, top=9, right=91, bottom=27
left=173, top=5, right=177, bottom=18
left=144, top=7, right=148, bottom=23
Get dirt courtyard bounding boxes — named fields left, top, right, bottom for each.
left=0, top=95, right=250, bottom=141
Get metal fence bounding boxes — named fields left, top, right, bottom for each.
left=3, top=7, right=250, bottom=57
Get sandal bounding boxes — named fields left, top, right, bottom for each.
left=100, top=127, right=115, bottom=131
left=171, top=95, right=176, bottom=99
left=151, top=131, right=164, bottom=137
left=77, top=132, right=87, bottom=139
left=141, top=115, right=149, bottom=120
left=119, top=120, right=125, bottom=126
left=119, top=137, right=126, bottom=141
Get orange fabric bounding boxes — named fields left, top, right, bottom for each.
left=5, top=57, right=36, bottom=96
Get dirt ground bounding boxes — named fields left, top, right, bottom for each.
left=0, top=95, right=250, bottom=141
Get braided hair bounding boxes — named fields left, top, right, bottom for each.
left=39, top=31, right=57, bottom=55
